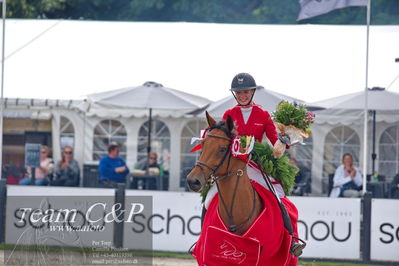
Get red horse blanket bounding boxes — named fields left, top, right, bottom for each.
left=193, top=181, right=298, bottom=266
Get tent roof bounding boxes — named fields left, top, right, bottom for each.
left=204, top=87, right=304, bottom=118
left=313, top=108, right=399, bottom=125
left=309, top=88, right=399, bottom=111
left=87, top=81, right=210, bottom=110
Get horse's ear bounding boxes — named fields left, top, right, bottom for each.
left=206, top=111, right=216, bottom=127
left=226, top=115, right=235, bottom=132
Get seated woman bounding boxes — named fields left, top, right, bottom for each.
left=132, top=152, right=163, bottom=190
left=51, top=146, right=80, bottom=187
left=330, top=153, right=362, bottom=198
left=138, top=152, right=162, bottom=176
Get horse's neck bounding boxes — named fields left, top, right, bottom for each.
left=217, top=159, right=263, bottom=235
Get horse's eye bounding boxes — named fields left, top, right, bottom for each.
left=219, top=146, right=228, bottom=153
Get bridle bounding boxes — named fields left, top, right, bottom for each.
left=194, top=124, right=257, bottom=233
left=195, top=132, right=241, bottom=183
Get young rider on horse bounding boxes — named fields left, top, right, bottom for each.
left=222, top=73, right=288, bottom=197
left=223, top=72, right=300, bottom=259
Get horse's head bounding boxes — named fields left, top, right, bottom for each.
left=186, top=112, right=236, bottom=192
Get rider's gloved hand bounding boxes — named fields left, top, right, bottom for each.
left=278, top=135, right=291, bottom=146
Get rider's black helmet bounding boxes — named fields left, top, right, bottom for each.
left=231, top=73, right=257, bottom=92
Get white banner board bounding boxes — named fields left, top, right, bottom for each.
left=371, top=199, right=399, bottom=262
left=5, top=186, right=370, bottom=261
left=289, top=197, right=361, bottom=260
left=6, top=186, right=115, bottom=248
left=124, top=189, right=202, bottom=252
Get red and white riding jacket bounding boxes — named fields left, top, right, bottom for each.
left=222, top=104, right=278, bottom=144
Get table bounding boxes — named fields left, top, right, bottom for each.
left=130, top=174, right=163, bottom=190
left=366, top=182, right=390, bottom=198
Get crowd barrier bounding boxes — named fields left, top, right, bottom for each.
left=0, top=179, right=398, bottom=264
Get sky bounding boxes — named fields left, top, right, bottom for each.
left=2, top=19, right=399, bottom=104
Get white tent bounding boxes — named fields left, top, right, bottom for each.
left=310, top=88, right=399, bottom=183
left=310, top=88, right=399, bottom=111
left=2, top=19, right=399, bottom=103
left=86, top=81, right=211, bottom=118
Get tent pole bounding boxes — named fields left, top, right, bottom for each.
left=147, top=108, right=152, bottom=171
left=371, top=110, right=376, bottom=175
left=362, top=0, right=371, bottom=194
left=0, top=0, right=6, bottom=179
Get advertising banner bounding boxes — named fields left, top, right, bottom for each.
left=289, top=197, right=361, bottom=259
left=24, top=143, right=41, bottom=168
left=124, top=189, right=202, bottom=252
left=5, top=185, right=371, bottom=262
left=5, top=186, right=147, bottom=265
left=370, top=199, right=399, bottom=262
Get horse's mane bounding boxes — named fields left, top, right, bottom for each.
left=209, top=120, right=237, bottom=139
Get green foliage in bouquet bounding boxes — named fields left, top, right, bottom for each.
left=200, top=184, right=211, bottom=203
left=272, top=101, right=315, bottom=135
left=250, top=139, right=299, bottom=195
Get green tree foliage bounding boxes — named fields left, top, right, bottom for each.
left=5, top=0, right=399, bottom=25
left=7, top=0, right=66, bottom=18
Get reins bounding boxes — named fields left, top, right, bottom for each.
left=195, top=125, right=258, bottom=233
left=251, top=152, right=307, bottom=257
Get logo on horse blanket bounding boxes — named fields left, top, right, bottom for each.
left=203, top=226, right=260, bottom=265
left=192, top=181, right=297, bottom=266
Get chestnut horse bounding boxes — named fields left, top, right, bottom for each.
left=187, top=112, right=302, bottom=266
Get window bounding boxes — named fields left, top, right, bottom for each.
left=60, top=116, right=75, bottom=148
left=93, top=120, right=127, bottom=160
left=180, top=120, right=207, bottom=187
left=322, top=126, right=360, bottom=194
left=378, top=125, right=399, bottom=181
left=137, top=119, right=170, bottom=169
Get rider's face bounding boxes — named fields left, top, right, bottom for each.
left=234, top=89, right=255, bottom=105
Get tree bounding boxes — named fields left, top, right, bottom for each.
left=5, top=0, right=399, bottom=25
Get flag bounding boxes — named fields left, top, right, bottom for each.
left=297, top=0, right=368, bottom=21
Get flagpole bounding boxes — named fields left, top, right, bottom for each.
left=362, top=0, right=371, bottom=194
left=0, top=0, right=6, bottom=179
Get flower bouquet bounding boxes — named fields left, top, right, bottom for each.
left=272, top=101, right=315, bottom=158
left=252, top=140, right=299, bottom=194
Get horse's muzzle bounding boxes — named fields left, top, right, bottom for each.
left=187, top=178, right=202, bottom=192
left=186, top=168, right=204, bottom=192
